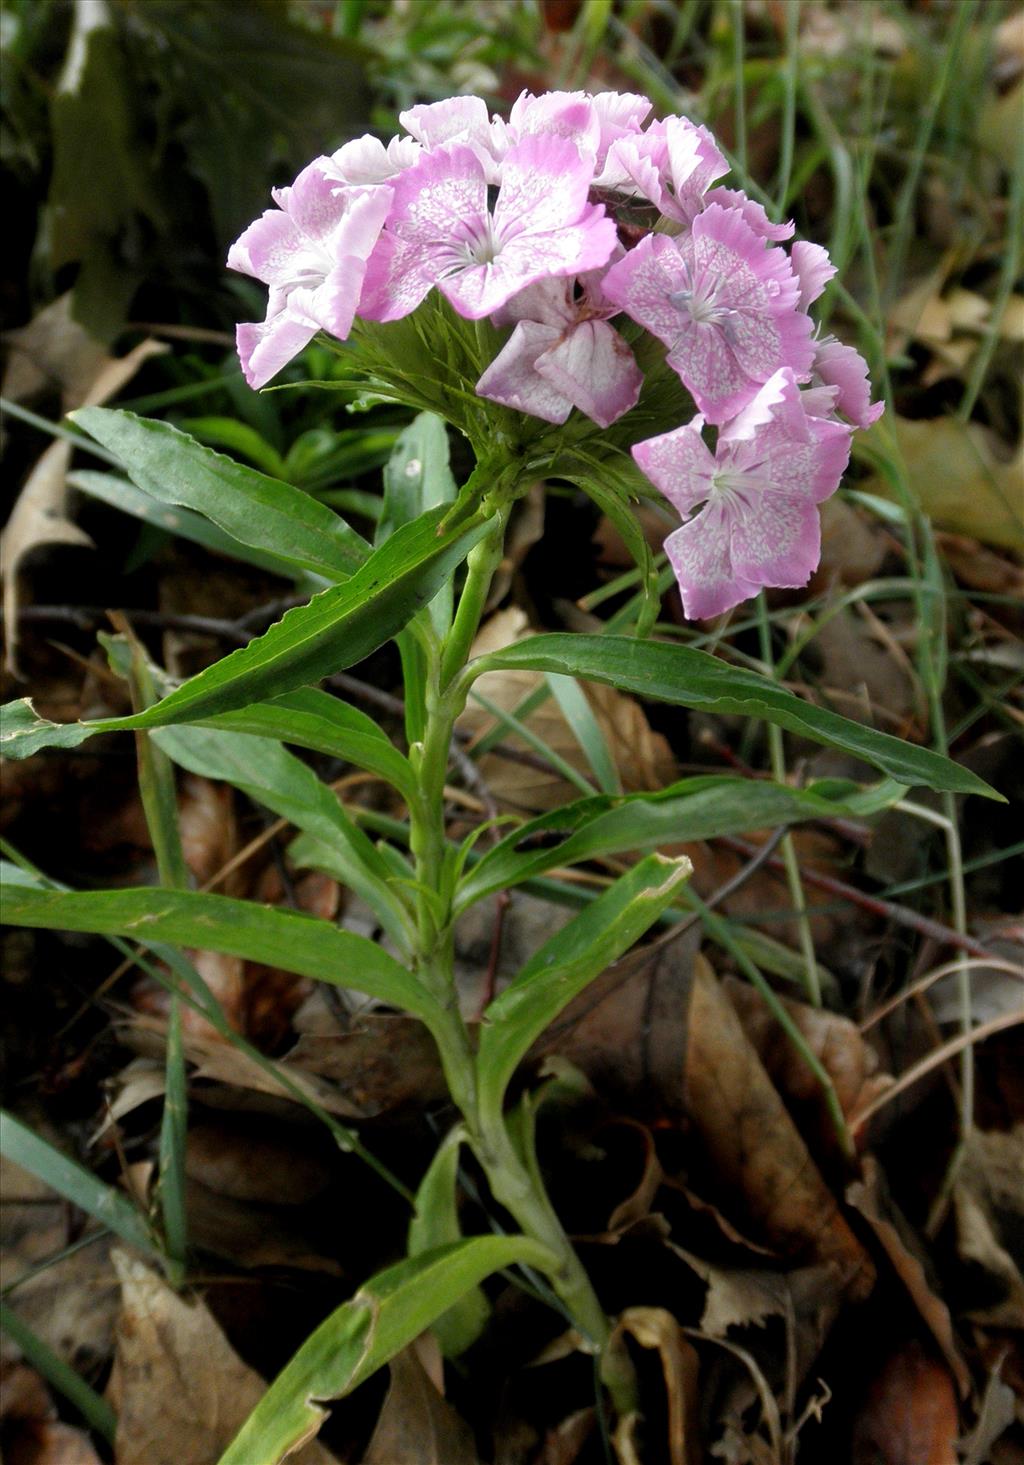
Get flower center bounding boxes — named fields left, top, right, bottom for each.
left=669, top=262, right=741, bottom=341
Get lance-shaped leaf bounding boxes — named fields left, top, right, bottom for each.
left=69, top=469, right=329, bottom=586
left=407, top=1126, right=489, bottom=1358
left=200, top=689, right=416, bottom=801
left=217, top=1238, right=556, bottom=1465
left=1, top=884, right=443, bottom=1030
left=378, top=412, right=459, bottom=638
left=476, top=853, right=692, bottom=1126
left=469, top=635, right=1000, bottom=799
left=71, top=407, right=370, bottom=580
left=1, top=506, right=488, bottom=756
left=1, top=684, right=415, bottom=799
left=456, top=774, right=883, bottom=915
left=151, top=725, right=414, bottom=952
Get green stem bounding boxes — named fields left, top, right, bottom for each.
left=403, top=486, right=631, bottom=1408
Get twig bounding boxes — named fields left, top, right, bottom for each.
left=860, top=955, right=1024, bottom=1032
left=718, top=835, right=998, bottom=962
left=851, top=1009, right=1024, bottom=1130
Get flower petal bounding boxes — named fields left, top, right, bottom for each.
left=632, top=415, right=716, bottom=517
left=476, top=320, right=572, bottom=423
left=665, top=498, right=759, bottom=620
left=235, top=314, right=317, bottom=390
left=495, top=135, right=601, bottom=239
left=813, top=337, right=885, bottom=428
left=704, top=187, right=796, bottom=241
left=728, top=488, right=822, bottom=590
left=791, top=240, right=837, bottom=310
left=535, top=318, right=642, bottom=427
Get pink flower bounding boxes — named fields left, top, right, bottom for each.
left=476, top=270, right=642, bottom=427
left=632, top=368, right=852, bottom=619
left=704, top=186, right=795, bottom=242
left=227, top=158, right=392, bottom=389
left=502, top=89, right=652, bottom=179
left=329, top=133, right=421, bottom=185
left=601, top=203, right=815, bottom=424
left=810, top=337, right=884, bottom=428
left=603, top=116, right=727, bottom=223
left=359, top=136, right=617, bottom=323
left=790, top=240, right=837, bottom=310
left=398, top=96, right=501, bottom=181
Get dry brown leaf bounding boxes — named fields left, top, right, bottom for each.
left=935, top=534, right=1024, bottom=597
left=2, top=294, right=108, bottom=406
left=179, top=775, right=239, bottom=889
left=458, top=608, right=675, bottom=811
left=953, top=1127, right=1024, bottom=1329
left=108, top=1252, right=338, bottom=1465
left=862, top=415, right=1024, bottom=554
left=606, top=1121, right=665, bottom=1234
left=537, top=1408, right=595, bottom=1465
left=846, top=1157, right=970, bottom=1397
left=610, top=1308, right=700, bottom=1465
left=682, top=959, right=876, bottom=1296
left=180, top=1178, right=342, bottom=1275
left=724, top=978, right=894, bottom=1129
left=1, top=334, right=167, bottom=674
left=287, top=1013, right=448, bottom=1116
left=852, top=1342, right=959, bottom=1465
left=361, top=1346, right=482, bottom=1465
left=185, top=1121, right=331, bottom=1207
left=0, top=1156, right=117, bottom=1378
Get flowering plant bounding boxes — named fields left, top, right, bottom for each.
left=0, top=88, right=991, bottom=1464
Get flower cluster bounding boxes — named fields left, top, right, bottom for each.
left=229, top=90, right=882, bottom=619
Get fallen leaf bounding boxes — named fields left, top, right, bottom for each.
left=846, top=1157, right=970, bottom=1396
left=108, top=1251, right=338, bottom=1464
left=958, top=1363, right=1017, bottom=1465
left=680, top=959, right=876, bottom=1295
left=953, top=1127, right=1024, bottom=1329
left=852, top=1341, right=958, bottom=1465
left=724, top=978, right=894, bottom=1131
left=0, top=1155, right=118, bottom=1379
left=184, top=1120, right=332, bottom=1206
left=935, top=534, right=1024, bottom=597
left=1, top=335, right=166, bottom=674
left=606, top=1121, right=664, bottom=1234
left=287, top=1013, right=448, bottom=1116
left=537, top=1408, right=595, bottom=1465
left=609, top=1308, right=700, bottom=1465
left=361, top=1345, right=482, bottom=1464
left=862, top=415, right=1024, bottom=554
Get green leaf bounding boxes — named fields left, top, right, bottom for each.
left=70, top=408, right=369, bottom=581
left=379, top=412, right=458, bottom=637
left=476, top=853, right=691, bottom=1125
left=407, top=1127, right=490, bottom=1358
left=456, top=774, right=876, bottom=915
left=68, top=469, right=320, bottom=584
left=545, top=673, right=621, bottom=796
left=152, top=724, right=414, bottom=952
left=204, top=689, right=415, bottom=800
left=0, top=687, right=416, bottom=805
left=1, top=506, right=489, bottom=756
left=217, top=1238, right=555, bottom=1465
left=0, top=884, right=443, bottom=1031
left=179, top=416, right=290, bottom=480
left=0, top=1303, right=118, bottom=1444
left=0, top=1109, right=157, bottom=1257
left=470, top=635, right=1001, bottom=800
